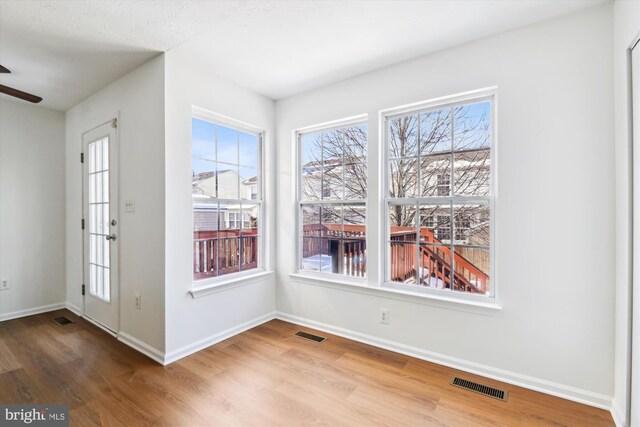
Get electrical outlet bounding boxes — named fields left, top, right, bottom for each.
left=1, top=279, right=9, bottom=291
left=380, top=308, right=389, bottom=324
left=135, top=293, right=141, bottom=310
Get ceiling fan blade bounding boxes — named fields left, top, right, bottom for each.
left=0, top=84, right=42, bottom=103
left=0, top=65, right=10, bottom=73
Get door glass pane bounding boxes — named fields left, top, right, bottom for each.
left=87, top=137, right=111, bottom=302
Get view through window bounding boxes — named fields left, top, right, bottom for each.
left=192, top=117, right=262, bottom=280
left=299, top=122, right=367, bottom=277
left=386, top=97, right=493, bottom=295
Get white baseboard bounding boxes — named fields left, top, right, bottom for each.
left=118, top=331, right=165, bottom=365
left=0, top=302, right=66, bottom=322
left=610, top=399, right=627, bottom=427
left=275, top=311, right=613, bottom=411
left=65, top=302, right=82, bottom=316
left=163, top=311, right=276, bottom=365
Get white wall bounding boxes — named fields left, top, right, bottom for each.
left=276, top=5, right=614, bottom=406
left=0, top=99, right=66, bottom=319
left=164, top=48, right=276, bottom=359
left=65, top=55, right=165, bottom=351
left=613, top=1, right=640, bottom=425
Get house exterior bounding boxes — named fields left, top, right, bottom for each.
left=192, top=170, right=260, bottom=279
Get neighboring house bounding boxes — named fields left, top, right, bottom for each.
left=192, top=170, right=260, bottom=278
left=243, top=175, right=258, bottom=200
left=192, top=170, right=258, bottom=232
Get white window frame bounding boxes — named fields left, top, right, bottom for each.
left=381, top=87, right=498, bottom=304
left=295, top=115, right=368, bottom=282
left=191, top=107, right=265, bottom=287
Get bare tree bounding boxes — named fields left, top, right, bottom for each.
left=302, top=126, right=367, bottom=227
left=388, top=105, right=491, bottom=245
left=301, top=105, right=490, bottom=245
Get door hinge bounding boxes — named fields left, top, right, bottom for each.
left=80, top=152, right=84, bottom=163
left=81, top=218, right=85, bottom=230
left=82, top=284, right=85, bottom=296
left=111, top=118, right=117, bottom=128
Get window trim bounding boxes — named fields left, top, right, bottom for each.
left=294, top=114, right=368, bottom=280
left=191, top=107, right=266, bottom=288
left=381, top=87, right=498, bottom=304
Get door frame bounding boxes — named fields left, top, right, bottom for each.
left=81, top=115, right=120, bottom=335
left=630, top=33, right=639, bottom=427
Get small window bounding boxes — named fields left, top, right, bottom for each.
left=298, top=120, right=368, bottom=277
left=192, top=115, right=263, bottom=281
left=437, top=174, right=451, bottom=196
left=385, top=94, right=494, bottom=296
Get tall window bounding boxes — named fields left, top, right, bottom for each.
left=386, top=96, right=493, bottom=296
left=298, top=121, right=367, bottom=277
left=192, top=116, right=262, bottom=281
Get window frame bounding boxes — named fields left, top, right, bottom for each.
left=382, top=88, right=497, bottom=303
left=191, top=107, right=265, bottom=287
left=295, top=115, right=369, bottom=282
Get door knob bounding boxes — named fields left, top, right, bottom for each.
left=106, top=234, right=117, bottom=241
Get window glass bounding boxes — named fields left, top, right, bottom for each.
left=192, top=118, right=262, bottom=280
left=299, top=122, right=368, bottom=278
left=386, top=99, right=493, bottom=296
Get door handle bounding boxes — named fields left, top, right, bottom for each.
left=106, top=234, right=117, bottom=241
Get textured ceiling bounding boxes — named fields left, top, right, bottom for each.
left=0, top=0, right=608, bottom=111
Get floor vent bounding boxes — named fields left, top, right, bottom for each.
left=450, top=377, right=508, bottom=401
left=52, top=316, right=73, bottom=326
left=294, top=331, right=326, bottom=343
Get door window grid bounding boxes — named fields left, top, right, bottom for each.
left=87, top=137, right=110, bottom=302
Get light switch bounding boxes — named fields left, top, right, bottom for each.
left=125, top=199, right=135, bottom=213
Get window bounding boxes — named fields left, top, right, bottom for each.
left=437, top=173, right=451, bottom=196
left=192, top=115, right=262, bottom=281
left=298, top=120, right=367, bottom=277
left=386, top=95, right=493, bottom=296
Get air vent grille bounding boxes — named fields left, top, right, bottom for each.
left=450, top=377, right=508, bottom=401
left=294, top=331, right=326, bottom=343
left=52, top=316, right=73, bottom=326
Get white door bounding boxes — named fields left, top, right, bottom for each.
left=83, top=120, right=118, bottom=333
left=631, top=40, right=640, bottom=427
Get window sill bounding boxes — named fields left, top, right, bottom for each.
left=290, top=271, right=369, bottom=289
left=190, top=270, right=273, bottom=299
left=288, top=273, right=501, bottom=316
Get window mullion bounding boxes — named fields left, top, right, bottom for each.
left=383, top=94, right=494, bottom=297
left=192, top=117, right=263, bottom=283
left=449, top=107, right=455, bottom=292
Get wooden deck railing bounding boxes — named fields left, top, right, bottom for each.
left=302, top=224, right=366, bottom=277
left=193, top=229, right=258, bottom=279
left=389, top=226, right=489, bottom=293
left=195, top=223, right=488, bottom=291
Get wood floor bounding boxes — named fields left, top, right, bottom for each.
left=0, top=310, right=613, bottom=426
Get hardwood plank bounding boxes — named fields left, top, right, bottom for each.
left=0, top=337, right=22, bottom=374
left=0, top=312, right=614, bottom=426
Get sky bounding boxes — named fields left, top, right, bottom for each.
left=300, top=101, right=489, bottom=167
left=192, top=118, right=259, bottom=180
left=192, top=101, right=488, bottom=180
left=301, top=123, right=368, bottom=166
